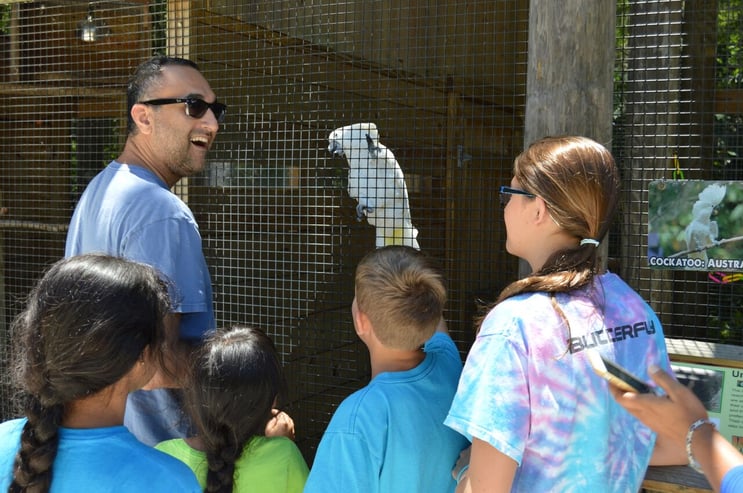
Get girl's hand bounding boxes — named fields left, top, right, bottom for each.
left=265, top=409, right=296, bottom=440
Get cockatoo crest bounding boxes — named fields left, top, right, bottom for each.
left=328, top=123, right=420, bottom=250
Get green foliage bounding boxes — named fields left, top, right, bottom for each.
left=0, top=5, right=10, bottom=35
left=713, top=113, right=742, bottom=171
left=150, top=0, right=167, bottom=54
left=716, top=3, right=742, bottom=88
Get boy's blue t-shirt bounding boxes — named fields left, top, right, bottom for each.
left=304, top=332, right=468, bottom=493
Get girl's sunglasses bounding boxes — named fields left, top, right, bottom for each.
left=140, top=97, right=227, bottom=123
left=499, top=185, right=535, bottom=207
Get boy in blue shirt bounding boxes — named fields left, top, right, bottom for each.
left=304, top=245, right=468, bottom=493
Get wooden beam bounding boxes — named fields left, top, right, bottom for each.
left=666, top=337, right=743, bottom=369
left=192, top=10, right=522, bottom=112
left=643, top=465, right=712, bottom=492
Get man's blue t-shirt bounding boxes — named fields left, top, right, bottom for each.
left=65, top=161, right=214, bottom=340
left=65, top=161, right=214, bottom=444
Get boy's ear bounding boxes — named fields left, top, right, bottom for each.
left=353, top=307, right=372, bottom=338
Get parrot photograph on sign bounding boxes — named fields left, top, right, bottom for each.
left=328, top=122, right=420, bottom=250
left=648, top=180, right=743, bottom=271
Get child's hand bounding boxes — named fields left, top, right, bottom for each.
left=451, top=445, right=471, bottom=481
left=265, top=409, right=296, bottom=441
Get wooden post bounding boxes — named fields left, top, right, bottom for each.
left=168, top=0, right=191, bottom=202
left=521, top=0, right=616, bottom=277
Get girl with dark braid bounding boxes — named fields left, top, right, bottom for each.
left=0, top=254, right=201, bottom=492
left=156, top=326, right=308, bottom=493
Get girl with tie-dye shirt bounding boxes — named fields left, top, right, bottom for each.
left=445, top=136, right=687, bottom=493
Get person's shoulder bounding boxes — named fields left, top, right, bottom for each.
left=600, top=271, right=640, bottom=291
left=322, top=384, right=387, bottom=433
left=336, top=385, right=375, bottom=412
left=478, top=293, right=550, bottom=335
left=0, top=418, right=25, bottom=454
left=126, top=437, right=200, bottom=483
left=249, top=436, right=306, bottom=461
left=425, top=331, right=455, bottom=349
left=424, top=332, right=461, bottom=362
left=0, top=417, right=25, bottom=434
left=251, top=435, right=300, bottom=452
left=501, top=290, right=551, bottom=306
left=86, top=162, right=184, bottom=212
left=154, top=437, right=188, bottom=455
left=599, top=272, right=651, bottom=303
left=86, top=429, right=200, bottom=490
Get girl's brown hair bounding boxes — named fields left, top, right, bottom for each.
left=481, top=136, right=620, bottom=328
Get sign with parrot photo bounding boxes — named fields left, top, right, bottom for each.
left=648, top=180, right=743, bottom=272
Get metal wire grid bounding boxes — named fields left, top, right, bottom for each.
left=614, top=0, right=743, bottom=344
left=183, top=1, right=529, bottom=459
left=0, top=0, right=741, bottom=464
left=0, top=0, right=528, bottom=461
left=0, top=0, right=155, bottom=416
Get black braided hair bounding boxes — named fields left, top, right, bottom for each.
left=8, top=254, right=170, bottom=493
left=186, top=327, right=286, bottom=493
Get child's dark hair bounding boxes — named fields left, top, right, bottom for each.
left=185, top=326, right=286, bottom=493
left=9, top=254, right=171, bottom=493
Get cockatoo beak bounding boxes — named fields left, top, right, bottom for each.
left=328, top=139, right=345, bottom=156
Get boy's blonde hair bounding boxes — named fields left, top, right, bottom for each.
left=355, top=246, right=446, bottom=350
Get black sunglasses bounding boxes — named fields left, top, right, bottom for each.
left=139, top=97, right=227, bottom=123
left=499, top=185, right=536, bottom=207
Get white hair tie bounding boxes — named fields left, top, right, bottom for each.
left=580, top=238, right=600, bottom=247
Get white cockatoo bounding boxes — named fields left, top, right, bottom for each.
left=684, top=183, right=727, bottom=260
left=328, top=123, right=420, bottom=250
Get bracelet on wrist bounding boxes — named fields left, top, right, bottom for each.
left=686, top=418, right=715, bottom=473
left=455, top=464, right=470, bottom=484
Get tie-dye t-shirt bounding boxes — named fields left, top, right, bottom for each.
left=445, top=272, right=671, bottom=493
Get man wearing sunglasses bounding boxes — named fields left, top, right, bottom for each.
left=65, top=56, right=226, bottom=446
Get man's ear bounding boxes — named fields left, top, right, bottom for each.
left=130, top=104, right=153, bottom=134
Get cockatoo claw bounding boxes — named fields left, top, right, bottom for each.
left=356, top=204, right=373, bottom=221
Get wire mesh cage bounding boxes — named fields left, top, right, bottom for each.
left=0, top=0, right=741, bottom=466
left=614, top=0, right=743, bottom=344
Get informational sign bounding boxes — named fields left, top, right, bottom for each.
left=672, top=361, right=743, bottom=451
left=648, top=180, right=743, bottom=271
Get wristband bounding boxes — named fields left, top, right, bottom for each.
left=686, top=418, right=715, bottom=473
left=455, top=464, right=470, bottom=484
